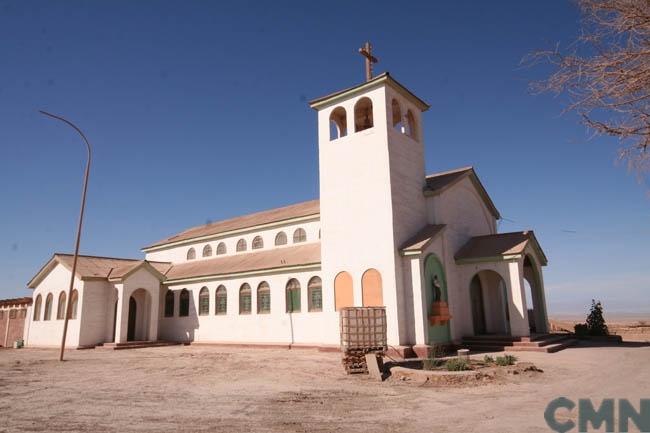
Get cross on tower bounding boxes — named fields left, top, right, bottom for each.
left=358, top=42, right=378, bottom=82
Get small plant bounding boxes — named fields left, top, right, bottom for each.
left=445, top=358, right=470, bottom=371
left=586, top=299, right=609, bottom=336
left=422, top=358, right=444, bottom=370
left=495, top=355, right=517, bottom=366
left=422, top=344, right=447, bottom=370
left=483, top=355, right=495, bottom=364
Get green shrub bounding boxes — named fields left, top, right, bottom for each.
left=445, top=359, right=470, bottom=371
left=483, top=355, right=495, bottom=364
left=586, top=299, right=609, bottom=336
left=495, top=355, right=517, bottom=366
left=574, top=323, right=589, bottom=336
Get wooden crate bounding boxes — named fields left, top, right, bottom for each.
left=340, top=307, right=387, bottom=374
left=340, top=307, right=387, bottom=351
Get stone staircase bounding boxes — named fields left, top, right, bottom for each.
left=96, top=341, right=183, bottom=351
left=461, top=333, right=577, bottom=353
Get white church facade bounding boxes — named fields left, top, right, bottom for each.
left=23, top=72, right=550, bottom=357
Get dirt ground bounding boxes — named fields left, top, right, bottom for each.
left=1, top=342, right=649, bottom=433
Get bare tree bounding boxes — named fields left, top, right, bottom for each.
left=527, top=0, right=650, bottom=176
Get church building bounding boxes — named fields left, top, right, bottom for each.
left=23, top=63, right=550, bottom=357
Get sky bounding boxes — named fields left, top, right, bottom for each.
left=0, top=1, right=648, bottom=317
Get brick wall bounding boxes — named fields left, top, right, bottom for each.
left=1, top=308, right=27, bottom=347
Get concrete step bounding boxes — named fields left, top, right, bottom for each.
left=461, top=334, right=577, bottom=354
left=512, top=334, right=570, bottom=347
left=96, top=341, right=181, bottom=350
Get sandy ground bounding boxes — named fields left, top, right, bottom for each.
left=0, top=342, right=649, bottom=433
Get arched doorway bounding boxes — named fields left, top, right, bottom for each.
left=424, top=254, right=451, bottom=344
left=127, top=288, right=151, bottom=342
left=111, top=298, right=118, bottom=342
left=523, top=255, right=548, bottom=333
left=470, top=270, right=510, bottom=335
left=127, top=297, right=137, bottom=341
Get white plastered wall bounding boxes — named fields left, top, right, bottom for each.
left=158, top=268, right=339, bottom=345
left=25, top=263, right=82, bottom=348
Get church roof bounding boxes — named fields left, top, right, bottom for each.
left=400, top=225, right=446, bottom=255
left=309, top=72, right=430, bottom=111
left=424, top=166, right=501, bottom=219
left=27, top=254, right=172, bottom=288
left=142, top=199, right=320, bottom=252
left=454, top=231, right=547, bottom=265
left=164, top=242, right=320, bottom=283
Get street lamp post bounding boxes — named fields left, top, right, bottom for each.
left=39, top=110, right=92, bottom=362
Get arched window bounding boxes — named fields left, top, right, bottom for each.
left=236, top=239, right=247, bottom=252
left=215, top=285, right=227, bottom=315
left=70, top=289, right=78, bottom=319
left=198, top=287, right=210, bottom=316
left=329, top=106, right=347, bottom=140
left=293, top=228, right=306, bottom=243
left=33, top=294, right=42, bottom=321
left=179, top=289, right=190, bottom=317
left=187, top=248, right=196, bottom=260
left=257, top=281, right=271, bottom=314
left=308, top=276, right=322, bottom=312
left=406, top=109, right=417, bottom=140
left=275, top=231, right=287, bottom=246
left=362, top=268, right=383, bottom=307
left=239, top=283, right=252, bottom=314
left=216, top=242, right=227, bottom=255
left=392, top=98, right=404, bottom=133
left=334, top=271, right=354, bottom=311
left=57, top=291, right=67, bottom=320
left=164, top=290, right=174, bottom=317
left=44, top=293, right=53, bottom=321
left=202, top=244, right=212, bottom=257
left=354, top=97, right=373, bottom=132
left=286, top=278, right=301, bottom=313
left=252, top=236, right=264, bottom=250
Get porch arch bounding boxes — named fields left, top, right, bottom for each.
left=523, top=255, right=548, bottom=333
left=469, top=270, right=510, bottom=335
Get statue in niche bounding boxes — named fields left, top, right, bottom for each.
left=432, top=275, right=442, bottom=302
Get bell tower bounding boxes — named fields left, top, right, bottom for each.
left=309, top=51, right=430, bottom=346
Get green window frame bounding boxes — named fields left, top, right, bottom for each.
left=239, top=284, right=252, bottom=314
left=257, top=282, right=271, bottom=314
left=286, top=279, right=301, bottom=313
left=198, top=287, right=210, bottom=316
left=215, top=285, right=227, bottom=315
left=308, top=276, right=322, bottom=312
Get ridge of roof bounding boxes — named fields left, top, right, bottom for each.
left=142, top=199, right=320, bottom=251
left=308, top=72, right=430, bottom=111
left=424, top=166, right=500, bottom=220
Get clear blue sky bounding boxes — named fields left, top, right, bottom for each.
left=1, top=1, right=648, bottom=316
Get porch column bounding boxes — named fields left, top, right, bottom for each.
left=148, top=286, right=160, bottom=341
left=410, top=257, right=428, bottom=346
left=506, top=261, right=530, bottom=337
left=536, top=267, right=550, bottom=333
left=114, top=285, right=129, bottom=343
